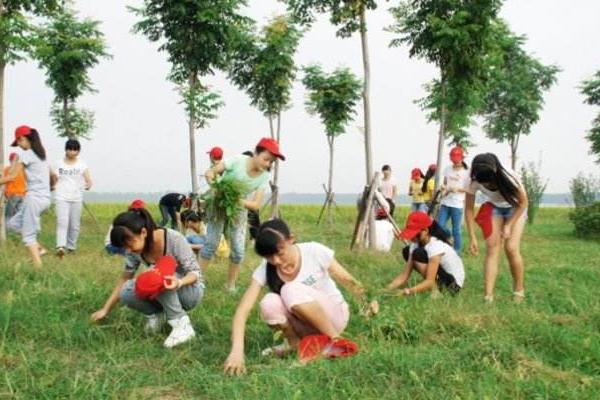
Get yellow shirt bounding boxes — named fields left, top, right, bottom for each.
left=409, top=180, right=424, bottom=203
left=422, top=179, right=435, bottom=202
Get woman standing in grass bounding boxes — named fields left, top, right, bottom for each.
left=437, top=146, right=470, bottom=252
left=223, top=219, right=377, bottom=375
left=408, top=168, right=426, bottom=212
left=91, top=208, right=204, bottom=348
left=201, top=137, right=284, bottom=293
left=0, top=126, right=51, bottom=268
left=464, top=153, right=528, bottom=303
left=52, top=139, right=93, bottom=257
left=388, top=212, right=464, bottom=296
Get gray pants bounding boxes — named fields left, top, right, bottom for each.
left=55, top=200, right=83, bottom=250
left=119, top=277, right=204, bottom=320
left=7, top=194, right=51, bottom=246
left=5, top=195, right=24, bottom=220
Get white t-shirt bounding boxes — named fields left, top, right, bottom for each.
left=441, top=165, right=470, bottom=209
left=373, top=220, right=395, bottom=252
left=466, top=167, right=521, bottom=208
left=54, top=158, right=88, bottom=202
left=17, top=149, right=50, bottom=199
left=251, top=242, right=345, bottom=305
left=410, top=237, right=465, bottom=287
left=379, top=177, right=398, bottom=200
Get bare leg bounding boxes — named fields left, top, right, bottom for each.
left=484, top=217, right=503, bottom=300
left=226, top=263, right=240, bottom=291
left=268, top=321, right=301, bottom=348
left=291, top=301, right=339, bottom=338
left=413, top=261, right=428, bottom=278
left=505, top=216, right=526, bottom=295
left=27, top=243, right=42, bottom=269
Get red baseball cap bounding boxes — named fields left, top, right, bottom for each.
left=256, top=137, right=285, bottom=161
left=411, top=168, right=422, bottom=179
left=128, top=199, right=146, bottom=210
left=399, top=211, right=433, bottom=241
left=207, top=146, right=223, bottom=160
left=450, top=146, right=464, bottom=163
left=11, top=125, right=33, bottom=147
left=134, top=255, right=177, bottom=300
left=8, top=153, right=17, bottom=162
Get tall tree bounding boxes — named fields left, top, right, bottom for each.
left=228, top=15, right=302, bottom=218
left=281, top=0, right=379, bottom=246
left=580, top=70, right=600, bottom=164
left=0, top=0, right=59, bottom=241
left=35, top=6, right=110, bottom=139
left=481, top=21, right=559, bottom=170
left=130, top=0, right=250, bottom=193
left=302, top=64, right=362, bottom=224
left=388, top=0, right=501, bottom=188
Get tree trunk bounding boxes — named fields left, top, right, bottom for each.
left=359, top=7, right=376, bottom=249
left=434, top=70, right=447, bottom=191
left=270, top=113, right=281, bottom=218
left=510, top=136, right=519, bottom=170
left=327, top=135, right=335, bottom=225
left=63, top=97, right=70, bottom=139
left=0, top=61, right=6, bottom=242
left=188, top=73, right=199, bottom=193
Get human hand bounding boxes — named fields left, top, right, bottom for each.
left=469, top=239, right=479, bottom=256
left=224, top=351, right=246, bottom=376
left=402, top=288, right=412, bottom=297
left=90, top=308, right=108, bottom=323
left=163, top=275, right=181, bottom=291
left=360, top=299, right=380, bottom=318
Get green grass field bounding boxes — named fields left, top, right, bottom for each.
left=1, top=205, right=599, bottom=399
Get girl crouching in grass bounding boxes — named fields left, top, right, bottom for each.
left=91, top=208, right=204, bottom=348
left=387, top=212, right=465, bottom=296
left=224, top=219, right=377, bottom=375
left=464, top=153, right=528, bottom=303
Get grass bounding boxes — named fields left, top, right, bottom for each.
left=0, top=205, right=599, bottom=399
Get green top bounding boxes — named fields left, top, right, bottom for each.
left=223, top=155, right=270, bottom=196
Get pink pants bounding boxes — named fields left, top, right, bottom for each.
left=259, top=282, right=350, bottom=338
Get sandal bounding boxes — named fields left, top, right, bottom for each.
left=513, top=290, right=525, bottom=303
left=261, top=342, right=292, bottom=357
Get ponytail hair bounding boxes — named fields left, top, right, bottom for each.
left=428, top=220, right=452, bottom=245
left=471, top=153, right=520, bottom=207
left=254, top=219, right=292, bottom=294
left=28, top=129, right=46, bottom=161
left=110, top=208, right=157, bottom=254
left=422, top=165, right=436, bottom=193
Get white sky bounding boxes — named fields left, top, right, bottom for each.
left=4, top=0, right=600, bottom=194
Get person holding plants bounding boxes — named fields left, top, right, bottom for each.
left=91, top=208, right=204, bottom=348
left=201, top=137, right=285, bottom=293
left=464, top=153, right=528, bottom=303
left=51, top=139, right=93, bottom=257
left=0, top=126, right=51, bottom=268
left=388, top=212, right=464, bottom=296
left=437, top=146, right=470, bottom=252
left=223, top=219, right=378, bottom=376
left=408, top=168, right=426, bottom=212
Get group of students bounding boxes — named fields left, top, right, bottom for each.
left=380, top=145, right=527, bottom=303
left=2, top=126, right=528, bottom=373
left=0, top=125, right=92, bottom=267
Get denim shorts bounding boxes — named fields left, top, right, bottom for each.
left=492, top=205, right=515, bottom=219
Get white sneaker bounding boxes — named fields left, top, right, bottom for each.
left=144, top=313, right=164, bottom=334
left=164, top=315, right=195, bottom=348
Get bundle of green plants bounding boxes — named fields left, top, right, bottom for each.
left=203, top=178, right=248, bottom=224
left=569, top=201, right=600, bottom=240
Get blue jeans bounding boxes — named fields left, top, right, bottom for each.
left=437, top=205, right=463, bottom=252
left=200, top=209, right=247, bottom=264
left=411, top=202, right=428, bottom=213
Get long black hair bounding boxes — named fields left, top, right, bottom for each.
left=471, top=153, right=520, bottom=207
left=422, top=164, right=436, bottom=194
left=254, top=219, right=292, bottom=294
left=428, top=220, right=452, bottom=245
left=110, top=208, right=158, bottom=255
left=27, top=129, right=46, bottom=161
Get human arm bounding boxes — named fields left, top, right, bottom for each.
left=83, top=168, right=93, bottom=190
left=205, top=161, right=226, bottom=185
left=403, top=255, right=440, bottom=295
left=464, top=193, right=478, bottom=255
left=90, top=271, right=134, bottom=322
left=224, top=280, right=263, bottom=376
left=241, top=188, right=264, bottom=211
left=168, top=231, right=201, bottom=286
left=329, top=258, right=378, bottom=316
left=386, top=256, right=413, bottom=290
